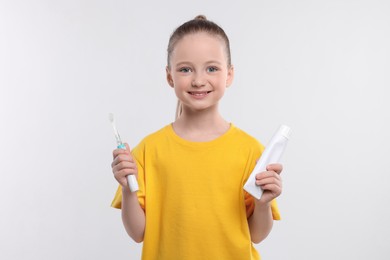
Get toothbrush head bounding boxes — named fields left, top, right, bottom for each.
left=108, top=113, right=122, bottom=146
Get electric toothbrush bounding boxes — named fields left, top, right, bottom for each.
left=109, top=113, right=139, bottom=192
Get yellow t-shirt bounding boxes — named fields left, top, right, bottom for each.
left=111, top=124, right=280, bottom=260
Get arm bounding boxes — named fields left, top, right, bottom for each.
left=248, top=200, right=274, bottom=244
left=248, top=163, right=283, bottom=244
left=112, top=143, right=145, bottom=243
left=121, top=185, right=145, bottom=243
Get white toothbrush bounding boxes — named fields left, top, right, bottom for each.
left=109, top=113, right=139, bottom=192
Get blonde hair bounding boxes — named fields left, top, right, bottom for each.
left=167, top=15, right=231, bottom=119
left=175, top=100, right=182, bottom=120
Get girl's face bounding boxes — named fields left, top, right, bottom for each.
left=166, top=32, right=234, bottom=114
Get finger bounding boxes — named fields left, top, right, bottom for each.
left=255, top=170, right=281, bottom=180
left=111, top=155, right=136, bottom=171
left=266, top=163, right=283, bottom=175
left=256, top=175, right=282, bottom=186
left=112, top=148, right=128, bottom=160
left=260, top=183, right=282, bottom=195
left=115, top=153, right=134, bottom=164
left=111, top=156, right=122, bottom=168
left=112, top=152, right=135, bottom=167
left=113, top=161, right=137, bottom=171
left=114, top=167, right=137, bottom=177
left=113, top=165, right=137, bottom=178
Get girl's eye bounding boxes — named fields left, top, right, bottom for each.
left=179, top=67, right=191, bottom=73
left=207, top=67, right=218, bottom=73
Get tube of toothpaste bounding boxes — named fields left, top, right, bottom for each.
left=243, top=125, right=291, bottom=200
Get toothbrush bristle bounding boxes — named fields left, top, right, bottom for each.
left=108, top=113, right=114, bottom=123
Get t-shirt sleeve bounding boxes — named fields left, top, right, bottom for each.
left=110, top=143, right=146, bottom=210
left=245, top=191, right=281, bottom=220
left=111, top=185, right=123, bottom=209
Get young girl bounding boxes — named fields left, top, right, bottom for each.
left=111, top=15, right=283, bottom=260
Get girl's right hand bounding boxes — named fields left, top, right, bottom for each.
left=111, top=143, right=138, bottom=189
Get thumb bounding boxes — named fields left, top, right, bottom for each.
left=124, top=142, right=131, bottom=152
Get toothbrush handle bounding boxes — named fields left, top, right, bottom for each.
left=117, top=144, right=139, bottom=192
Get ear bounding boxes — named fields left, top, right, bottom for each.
left=166, top=66, right=174, bottom=88
left=226, top=65, right=234, bottom=88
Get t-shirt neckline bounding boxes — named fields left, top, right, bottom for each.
left=166, top=123, right=236, bottom=148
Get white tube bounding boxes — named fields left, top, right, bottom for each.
left=243, top=125, right=291, bottom=199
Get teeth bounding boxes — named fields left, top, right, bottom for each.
left=190, top=91, right=210, bottom=96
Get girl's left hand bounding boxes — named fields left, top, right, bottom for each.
left=255, top=163, right=283, bottom=205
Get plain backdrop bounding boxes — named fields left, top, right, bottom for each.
left=1, top=0, right=389, bottom=259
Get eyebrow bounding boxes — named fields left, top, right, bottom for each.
left=174, top=61, right=223, bottom=69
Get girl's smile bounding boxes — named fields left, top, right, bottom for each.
left=188, top=90, right=212, bottom=99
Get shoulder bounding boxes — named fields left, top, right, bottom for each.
left=224, top=124, right=265, bottom=161
left=131, top=125, right=170, bottom=162
left=231, top=124, right=264, bottom=150
left=134, top=124, right=171, bottom=149
left=225, top=124, right=265, bottom=159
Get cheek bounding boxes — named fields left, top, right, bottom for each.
left=173, top=80, right=186, bottom=95
left=173, top=77, right=190, bottom=88
left=211, top=77, right=228, bottom=88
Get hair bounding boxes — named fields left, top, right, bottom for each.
left=167, top=15, right=232, bottom=119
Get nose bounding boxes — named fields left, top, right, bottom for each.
left=191, top=72, right=206, bottom=88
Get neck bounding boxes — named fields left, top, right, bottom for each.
left=172, top=106, right=230, bottom=141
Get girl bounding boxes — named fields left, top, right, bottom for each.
left=111, top=15, right=283, bottom=260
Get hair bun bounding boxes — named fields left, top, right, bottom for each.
left=194, top=15, right=207, bottom=21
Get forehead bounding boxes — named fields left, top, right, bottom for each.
left=171, top=32, right=227, bottom=63
left=178, top=31, right=225, bottom=45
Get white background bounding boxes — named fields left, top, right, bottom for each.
left=1, top=0, right=389, bottom=259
